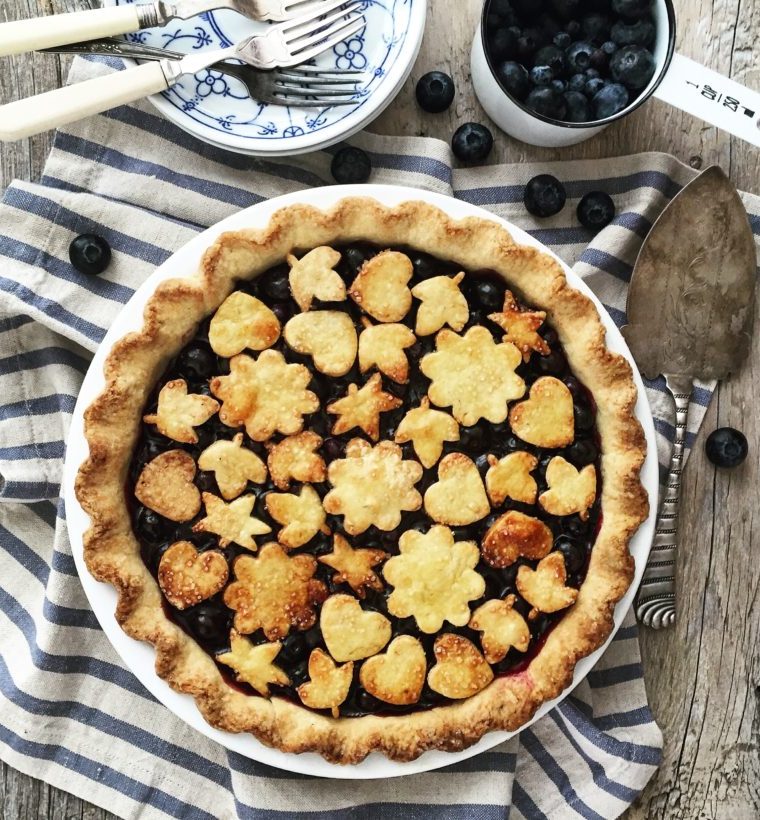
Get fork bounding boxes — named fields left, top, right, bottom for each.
left=0, top=0, right=364, bottom=141
left=42, top=37, right=364, bottom=107
left=0, top=0, right=332, bottom=57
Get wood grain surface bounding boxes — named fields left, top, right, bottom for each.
left=1, top=1, right=758, bottom=818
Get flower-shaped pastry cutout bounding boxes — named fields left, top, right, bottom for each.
left=266, top=431, right=327, bottom=491
left=323, top=439, right=423, bottom=535
left=197, top=433, right=267, bottom=501
left=193, top=492, right=271, bottom=550
left=296, top=648, right=354, bottom=717
left=488, top=290, right=550, bottom=362
left=265, top=485, right=327, bottom=549
left=508, top=376, right=574, bottom=448
left=358, top=320, right=417, bottom=384
left=469, top=595, right=530, bottom=663
left=157, top=541, right=228, bottom=610
left=208, top=291, right=280, bottom=357
left=516, top=552, right=578, bottom=614
left=481, top=510, right=553, bottom=569
left=287, top=246, right=346, bottom=312
left=539, top=457, right=597, bottom=520
left=485, top=451, right=538, bottom=506
left=317, top=533, right=388, bottom=598
left=420, top=327, right=525, bottom=426
left=424, top=453, right=490, bottom=526
left=224, top=543, right=327, bottom=640
left=143, top=379, right=219, bottom=444
left=383, top=525, right=485, bottom=633
left=211, top=351, right=318, bottom=441
left=327, top=373, right=403, bottom=442
left=284, top=311, right=358, bottom=377
left=349, top=250, right=413, bottom=322
left=394, top=397, right=460, bottom=469
left=411, top=271, right=469, bottom=336
left=427, top=634, right=494, bottom=699
left=217, top=630, right=290, bottom=696
left=360, top=636, right=426, bottom=706
left=135, top=450, right=201, bottom=522
left=320, top=594, right=392, bottom=662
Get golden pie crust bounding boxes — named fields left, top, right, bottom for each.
left=76, top=198, right=647, bottom=764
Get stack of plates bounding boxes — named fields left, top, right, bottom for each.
left=104, top=0, right=427, bottom=155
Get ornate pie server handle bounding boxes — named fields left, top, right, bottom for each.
left=635, top=374, right=693, bottom=629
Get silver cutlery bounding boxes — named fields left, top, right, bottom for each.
left=0, top=0, right=333, bottom=57
left=622, top=166, right=756, bottom=629
left=0, top=0, right=364, bottom=141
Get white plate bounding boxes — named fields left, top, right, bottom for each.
left=63, top=184, right=658, bottom=779
left=102, top=1, right=426, bottom=156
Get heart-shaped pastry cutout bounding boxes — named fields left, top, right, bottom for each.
left=481, top=510, right=552, bottom=569
left=320, top=594, right=391, bottom=662
left=427, top=634, right=494, bottom=699
left=360, top=635, right=426, bottom=705
left=349, top=250, right=413, bottom=322
left=424, top=453, right=490, bottom=526
left=158, top=541, right=228, bottom=610
left=516, top=552, right=578, bottom=614
left=539, top=456, right=597, bottom=521
left=135, top=450, right=201, bottom=523
left=288, top=247, right=346, bottom=312
left=508, top=376, right=574, bottom=448
left=358, top=320, right=416, bottom=384
left=297, top=648, right=354, bottom=717
left=209, top=291, right=281, bottom=357
left=284, top=311, right=358, bottom=376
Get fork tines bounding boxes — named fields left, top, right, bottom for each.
left=282, top=0, right=365, bottom=63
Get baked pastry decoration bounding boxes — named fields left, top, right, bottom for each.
left=80, top=199, right=647, bottom=764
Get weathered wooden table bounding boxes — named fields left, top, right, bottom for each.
left=1, top=1, right=758, bottom=818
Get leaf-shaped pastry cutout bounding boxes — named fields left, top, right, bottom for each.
left=358, top=320, right=416, bottom=383
left=349, top=250, right=413, bottom=322
left=208, top=291, right=281, bottom=357
left=135, top=450, right=201, bottom=522
left=327, top=372, right=403, bottom=441
left=488, top=290, right=550, bottom=362
left=288, top=247, right=346, bottom=312
left=266, top=431, right=326, bottom=491
left=143, top=379, right=219, bottom=444
left=217, top=630, right=290, bottom=696
left=296, top=648, right=353, bottom=717
left=320, top=594, right=392, bottom=662
left=516, top=552, right=578, bottom=614
left=360, top=636, right=426, bottom=705
left=265, top=485, right=327, bottom=549
left=192, top=492, right=271, bottom=550
left=481, top=510, right=553, bottom=569
left=427, top=634, right=494, bottom=699
left=317, top=533, right=388, bottom=598
left=424, top=453, right=490, bottom=526
left=469, top=594, right=530, bottom=663
left=157, top=541, right=228, bottom=610
left=394, top=397, right=460, bottom=469
left=284, top=311, right=358, bottom=376
left=539, top=456, right=597, bottom=521
left=197, top=433, right=267, bottom=500
left=508, top=376, right=574, bottom=448
left=485, top=451, right=538, bottom=506
left=411, top=271, right=469, bottom=336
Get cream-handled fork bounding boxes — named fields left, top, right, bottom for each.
left=0, top=0, right=363, bottom=142
left=0, top=0, right=331, bottom=57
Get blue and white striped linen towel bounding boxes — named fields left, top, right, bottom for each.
left=4, top=55, right=758, bottom=820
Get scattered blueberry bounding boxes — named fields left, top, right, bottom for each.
left=261, top=269, right=290, bottom=301
left=135, top=507, right=167, bottom=545
left=496, top=61, right=531, bottom=100
left=489, top=27, right=519, bottom=62
left=612, top=0, right=652, bottom=20
left=69, top=233, right=112, bottom=276
left=568, top=72, right=587, bottom=92
left=533, top=44, right=568, bottom=76
left=537, top=349, right=567, bottom=375
left=553, top=31, right=572, bottom=49
left=565, top=19, right=582, bottom=37
left=705, top=427, right=748, bottom=469
left=555, top=535, right=587, bottom=574
left=585, top=67, right=602, bottom=79
left=585, top=77, right=606, bottom=97
left=592, top=82, right=629, bottom=118
left=551, top=78, right=568, bottom=94
left=564, top=90, right=591, bottom=122
left=452, top=122, right=494, bottom=163
left=177, top=343, right=216, bottom=382
left=602, top=40, right=619, bottom=55
left=524, top=174, right=567, bottom=218
left=577, top=191, right=616, bottom=230
left=610, top=44, right=656, bottom=89
left=611, top=18, right=656, bottom=47
left=526, top=86, right=568, bottom=119
left=475, top=278, right=505, bottom=310
left=415, top=70, right=456, bottom=113
left=565, top=438, right=599, bottom=466
left=566, top=41, right=595, bottom=72
left=331, top=146, right=372, bottom=184
left=531, top=65, right=555, bottom=86
left=574, top=401, right=596, bottom=432
left=590, top=48, right=609, bottom=70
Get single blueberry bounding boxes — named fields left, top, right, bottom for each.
left=531, top=65, right=555, bottom=86
left=592, top=82, right=629, bottom=118
left=533, top=44, right=568, bottom=76
left=344, top=246, right=369, bottom=275
left=537, top=349, right=567, bottom=375
left=261, top=269, right=290, bottom=301
left=496, top=61, right=531, bottom=101
left=452, top=122, right=494, bottom=163
left=553, top=31, right=572, bottom=49
left=177, top=342, right=216, bottom=382
left=489, top=27, right=519, bottom=62
left=612, top=0, right=652, bottom=20
left=565, top=438, right=599, bottom=466
left=135, top=507, right=167, bottom=545
left=563, top=90, right=592, bottom=122
left=517, top=27, right=547, bottom=62
left=585, top=67, right=601, bottom=79
left=602, top=39, right=619, bottom=55
left=705, top=427, right=748, bottom=469
left=411, top=253, right=439, bottom=280
left=610, top=44, right=656, bottom=89
left=525, top=86, right=568, bottom=120
left=590, top=48, right=608, bottom=70
left=415, top=70, right=456, bottom=113
left=459, top=424, right=487, bottom=451
left=574, top=401, right=596, bottom=432
left=475, top=278, right=505, bottom=310
left=555, top=535, right=587, bottom=574
left=568, top=72, right=587, bottom=92
left=565, top=41, right=595, bottom=72
left=565, top=19, right=582, bottom=37
left=523, top=174, right=567, bottom=218
left=69, top=233, right=112, bottom=276
left=582, top=13, right=612, bottom=43
left=611, top=18, right=655, bottom=47
left=331, top=146, right=372, bottom=184
left=551, top=78, right=568, bottom=94
left=577, top=191, right=616, bottom=230
left=585, top=77, right=606, bottom=98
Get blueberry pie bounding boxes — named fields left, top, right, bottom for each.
left=76, top=198, right=648, bottom=763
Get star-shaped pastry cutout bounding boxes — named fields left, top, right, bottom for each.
left=266, top=431, right=327, bottom=491
left=217, top=630, right=290, bottom=696
left=485, top=451, right=538, bottom=506
left=287, top=246, right=346, bottom=312
left=327, top=373, right=403, bottom=442
left=265, top=484, right=328, bottom=550
left=192, top=492, right=271, bottom=550
left=539, top=456, right=597, bottom=520
left=469, top=594, right=530, bottom=663
left=197, top=433, right=268, bottom=500
left=516, top=552, right=578, bottom=614
left=318, top=533, right=388, bottom=598
left=296, top=648, right=354, bottom=718
left=358, top=319, right=417, bottom=384
left=411, top=271, right=469, bottom=336
left=394, top=397, right=460, bottom=469
left=143, top=379, right=219, bottom=444
left=488, top=290, right=550, bottom=362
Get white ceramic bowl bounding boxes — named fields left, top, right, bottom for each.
left=63, top=184, right=658, bottom=779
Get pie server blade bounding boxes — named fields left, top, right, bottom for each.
left=621, top=165, right=756, bottom=629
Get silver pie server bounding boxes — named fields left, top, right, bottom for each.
left=621, top=166, right=756, bottom=629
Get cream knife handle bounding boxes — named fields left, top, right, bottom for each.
left=636, top=374, right=693, bottom=630
left=0, top=61, right=170, bottom=141
left=0, top=5, right=161, bottom=58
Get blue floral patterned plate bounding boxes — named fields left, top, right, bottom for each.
left=104, top=0, right=425, bottom=155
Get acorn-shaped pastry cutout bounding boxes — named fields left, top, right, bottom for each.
left=197, top=433, right=267, bottom=501
left=349, top=250, right=413, bottom=322
left=539, top=457, right=597, bottom=521
left=158, top=541, right=228, bottom=610
left=287, top=246, right=346, bottom=312
left=424, top=453, right=490, bottom=526
left=411, top=271, right=469, bottom=336
left=265, top=485, right=328, bottom=550
left=488, top=290, right=550, bottom=362
left=284, top=311, right=358, bottom=377
left=516, top=552, right=579, bottom=614
left=297, top=648, right=354, bottom=718
left=193, top=492, right=271, bottom=550
left=394, top=397, right=460, bottom=469
left=508, top=376, right=574, bottom=448
left=427, top=634, right=494, bottom=699
left=208, top=291, right=280, bottom=357
left=358, top=319, right=416, bottom=384
left=217, top=630, right=290, bottom=696
left=266, top=431, right=326, bottom=491
left=135, top=450, right=201, bottom=522
left=360, top=636, right=426, bottom=706
left=485, top=451, right=538, bottom=506
left=320, top=594, right=392, bottom=662
left=481, top=510, right=553, bottom=569
left=327, top=372, right=403, bottom=441
left=469, top=595, right=530, bottom=663
left=317, top=533, right=388, bottom=598
left=143, top=379, right=219, bottom=444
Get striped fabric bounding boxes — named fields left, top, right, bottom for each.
left=2, top=57, right=757, bottom=819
